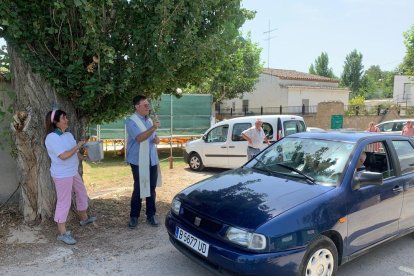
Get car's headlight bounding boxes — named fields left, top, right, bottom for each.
left=225, top=226, right=266, bottom=250
left=171, top=197, right=181, bottom=215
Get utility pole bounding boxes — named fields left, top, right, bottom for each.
left=263, top=20, right=277, bottom=69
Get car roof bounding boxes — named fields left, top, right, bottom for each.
left=217, top=115, right=304, bottom=124
left=289, top=131, right=407, bottom=143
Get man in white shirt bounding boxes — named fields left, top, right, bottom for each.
left=241, top=118, right=269, bottom=160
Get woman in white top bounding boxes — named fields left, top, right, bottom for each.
left=45, top=109, right=96, bottom=245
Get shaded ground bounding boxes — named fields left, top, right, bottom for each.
left=0, top=162, right=225, bottom=275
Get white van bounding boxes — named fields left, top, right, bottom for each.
left=184, top=115, right=307, bottom=171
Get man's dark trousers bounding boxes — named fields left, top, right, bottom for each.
left=130, top=164, right=157, bottom=218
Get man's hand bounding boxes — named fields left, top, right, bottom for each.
left=152, top=116, right=161, bottom=129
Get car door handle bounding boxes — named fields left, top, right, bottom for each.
left=221, top=146, right=227, bottom=148
left=393, top=186, right=404, bottom=193
left=229, top=146, right=235, bottom=148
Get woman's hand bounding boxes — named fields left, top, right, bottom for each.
left=154, top=135, right=160, bottom=144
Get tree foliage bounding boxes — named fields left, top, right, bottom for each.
left=359, top=65, right=394, bottom=99
left=399, top=24, right=414, bottom=76
left=0, top=0, right=255, bottom=123
left=188, top=34, right=262, bottom=102
left=340, top=49, right=364, bottom=97
left=308, top=52, right=335, bottom=78
left=0, top=0, right=258, bottom=221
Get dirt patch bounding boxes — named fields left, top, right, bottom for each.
left=0, top=164, right=223, bottom=275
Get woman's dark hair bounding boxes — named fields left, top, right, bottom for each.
left=45, top=109, right=67, bottom=135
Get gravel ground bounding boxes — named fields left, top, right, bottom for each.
left=0, top=165, right=222, bottom=276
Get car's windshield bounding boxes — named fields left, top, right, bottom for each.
left=251, top=137, right=355, bottom=185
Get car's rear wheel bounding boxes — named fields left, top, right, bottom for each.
left=298, top=236, right=338, bottom=276
left=189, top=153, right=204, bottom=171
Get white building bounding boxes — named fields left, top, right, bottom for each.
left=393, top=75, right=414, bottom=106
left=219, top=68, right=350, bottom=115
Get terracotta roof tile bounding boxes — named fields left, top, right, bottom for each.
left=263, top=68, right=338, bottom=83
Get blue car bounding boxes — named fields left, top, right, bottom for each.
left=165, top=132, right=414, bottom=275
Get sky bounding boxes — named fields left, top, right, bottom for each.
left=241, top=0, right=414, bottom=76
left=1, top=0, right=413, bottom=76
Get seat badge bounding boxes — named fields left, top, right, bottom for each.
left=194, top=216, right=201, bottom=227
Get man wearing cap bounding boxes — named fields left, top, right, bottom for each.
left=126, top=95, right=162, bottom=228
left=402, top=121, right=414, bottom=136
left=241, top=118, right=269, bottom=160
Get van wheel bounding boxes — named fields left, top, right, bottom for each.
left=298, top=236, right=338, bottom=276
left=189, top=153, right=204, bottom=171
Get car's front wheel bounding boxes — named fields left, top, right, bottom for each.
left=298, top=236, right=338, bottom=276
left=189, top=153, right=204, bottom=171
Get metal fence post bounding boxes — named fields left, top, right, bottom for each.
left=279, top=105, right=282, bottom=114
left=302, top=104, right=305, bottom=115
left=230, top=108, right=233, bottom=117
left=261, top=106, right=263, bottom=115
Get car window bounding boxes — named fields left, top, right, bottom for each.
left=394, top=122, right=405, bottom=131
left=377, top=122, right=394, bottom=132
left=392, top=140, right=414, bottom=174
left=231, top=123, right=251, bottom=141
left=283, top=120, right=306, bottom=136
left=363, top=142, right=395, bottom=178
left=253, top=137, right=355, bottom=185
left=206, top=125, right=229, bottom=143
left=262, top=122, right=273, bottom=140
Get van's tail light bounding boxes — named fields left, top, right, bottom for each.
left=276, top=130, right=281, bottom=140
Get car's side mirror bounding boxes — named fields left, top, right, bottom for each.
left=202, top=135, right=207, bottom=142
left=352, top=171, right=383, bottom=190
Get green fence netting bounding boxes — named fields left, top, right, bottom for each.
left=88, top=94, right=213, bottom=139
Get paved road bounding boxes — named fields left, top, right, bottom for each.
left=164, top=232, right=414, bottom=276
left=2, top=224, right=414, bottom=275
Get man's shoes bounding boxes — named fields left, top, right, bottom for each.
left=57, top=230, right=77, bottom=245
left=146, top=216, right=159, bottom=227
left=80, top=216, right=97, bottom=226
left=128, top=217, right=138, bottom=229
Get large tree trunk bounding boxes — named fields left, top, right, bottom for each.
left=9, top=46, right=86, bottom=222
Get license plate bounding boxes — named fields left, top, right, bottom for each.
left=175, top=226, right=209, bottom=257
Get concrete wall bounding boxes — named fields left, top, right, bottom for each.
left=304, top=102, right=400, bottom=130
left=0, top=81, right=19, bottom=203
left=393, top=75, right=414, bottom=105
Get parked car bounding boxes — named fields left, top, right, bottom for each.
left=376, top=119, right=414, bottom=134
left=183, top=115, right=307, bottom=171
left=166, top=132, right=414, bottom=275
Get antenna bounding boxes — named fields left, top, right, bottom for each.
left=263, top=20, right=277, bottom=69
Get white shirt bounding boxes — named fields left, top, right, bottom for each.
left=242, top=127, right=266, bottom=149
left=45, top=131, right=79, bottom=178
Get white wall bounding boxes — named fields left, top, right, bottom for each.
left=220, top=73, right=349, bottom=113
left=287, top=87, right=349, bottom=107
left=221, top=74, right=287, bottom=111
left=393, top=75, right=414, bottom=106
